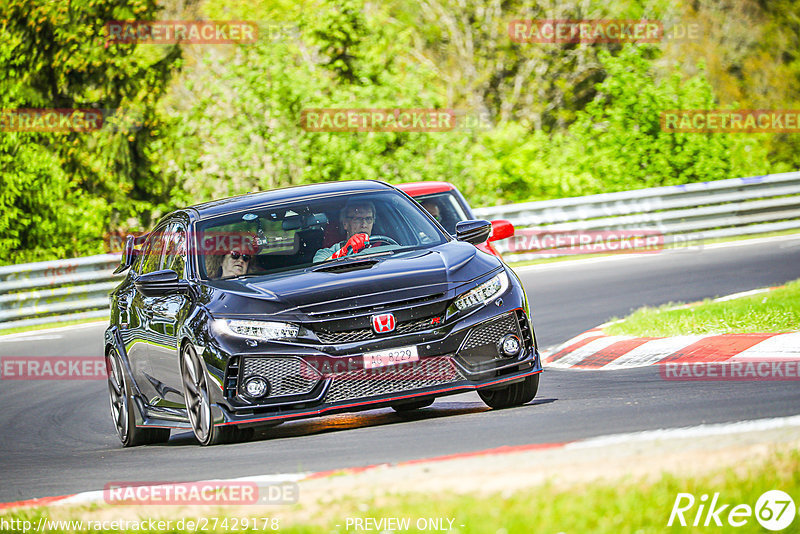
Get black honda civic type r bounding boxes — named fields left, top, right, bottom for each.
left=104, top=181, right=542, bottom=446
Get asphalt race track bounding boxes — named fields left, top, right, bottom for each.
left=2, top=236, right=799, bottom=502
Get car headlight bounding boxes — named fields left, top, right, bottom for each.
left=214, top=319, right=299, bottom=341
left=453, top=271, right=509, bottom=311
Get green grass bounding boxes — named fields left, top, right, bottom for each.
left=2, top=448, right=798, bottom=533
left=604, top=279, right=800, bottom=337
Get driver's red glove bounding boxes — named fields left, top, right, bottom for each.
left=331, top=233, right=369, bottom=259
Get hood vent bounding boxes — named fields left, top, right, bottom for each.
left=312, top=259, right=380, bottom=273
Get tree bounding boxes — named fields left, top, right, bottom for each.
left=0, top=0, right=181, bottom=264
left=469, top=45, right=770, bottom=203
left=165, top=0, right=478, bottom=201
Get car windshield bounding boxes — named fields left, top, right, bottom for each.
left=411, top=191, right=471, bottom=234
left=194, top=190, right=449, bottom=280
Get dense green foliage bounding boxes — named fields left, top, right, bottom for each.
left=467, top=46, right=770, bottom=204
left=167, top=0, right=472, bottom=201
left=2, top=0, right=799, bottom=264
left=0, top=0, right=181, bottom=264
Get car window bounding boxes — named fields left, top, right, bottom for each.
left=132, top=236, right=150, bottom=274
left=140, top=225, right=169, bottom=274
left=195, top=190, right=448, bottom=279
left=412, top=191, right=471, bottom=234
left=163, top=223, right=187, bottom=276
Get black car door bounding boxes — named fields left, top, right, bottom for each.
left=129, top=225, right=168, bottom=404
left=146, top=222, right=191, bottom=408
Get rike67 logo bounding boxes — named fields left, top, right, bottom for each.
left=669, top=490, right=796, bottom=530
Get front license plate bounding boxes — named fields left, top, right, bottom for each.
left=363, top=345, right=419, bottom=370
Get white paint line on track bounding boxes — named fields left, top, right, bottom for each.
left=545, top=330, right=607, bottom=356
left=226, top=473, right=310, bottom=484
left=730, top=332, right=800, bottom=360
left=59, top=491, right=104, bottom=506
left=601, top=336, right=705, bottom=370
left=0, top=321, right=106, bottom=339
left=545, top=336, right=629, bottom=367
left=0, top=334, right=63, bottom=343
left=565, top=415, right=800, bottom=450
left=512, top=233, right=800, bottom=274
left=698, top=233, right=800, bottom=251
left=713, top=287, right=773, bottom=302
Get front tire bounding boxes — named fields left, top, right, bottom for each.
left=106, top=348, right=170, bottom=447
left=478, top=373, right=539, bottom=409
left=180, top=344, right=246, bottom=445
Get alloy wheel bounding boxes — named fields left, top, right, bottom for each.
left=181, top=345, right=213, bottom=444
left=106, top=349, right=129, bottom=443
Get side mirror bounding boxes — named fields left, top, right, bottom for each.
left=456, top=220, right=492, bottom=245
left=488, top=219, right=514, bottom=242
left=135, top=269, right=189, bottom=297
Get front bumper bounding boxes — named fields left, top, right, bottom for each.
left=216, top=349, right=541, bottom=427
left=195, top=278, right=541, bottom=428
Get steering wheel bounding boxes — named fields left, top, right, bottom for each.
left=366, top=235, right=399, bottom=248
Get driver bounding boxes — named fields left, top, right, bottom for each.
left=421, top=199, right=441, bottom=223
left=314, top=200, right=375, bottom=262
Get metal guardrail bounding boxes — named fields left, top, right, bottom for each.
left=1, top=172, right=799, bottom=331
left=0, top=255, right=122, bottom=330
left=474, top=172, right=800, bottom=262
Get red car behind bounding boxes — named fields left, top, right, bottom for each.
left=397, top=182, right=514, bottom=261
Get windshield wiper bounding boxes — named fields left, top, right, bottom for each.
left=225, top=273, right=263, bottom=280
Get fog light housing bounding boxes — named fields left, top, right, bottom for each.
left=499, top=334, right=522, bottom=357
left=243, top=376, right=270, bottom=399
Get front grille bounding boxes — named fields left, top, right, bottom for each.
left=316, top=329, right=373, bottom=344
left=461, top=313, right=518, bottom=351
left=324, top=356, right=465, bottom=404
left=242, top=356, right=320, bottom=397
left=316, top=316, right=436, bottom=344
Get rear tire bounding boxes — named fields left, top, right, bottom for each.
left=106, top=348, right=170, bottom=447
left=391, top=398, right=434, bottom=412
left=478, top=373, right=539, bottom=409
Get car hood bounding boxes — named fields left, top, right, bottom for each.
left=202, top=242, right=501, bottom=318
